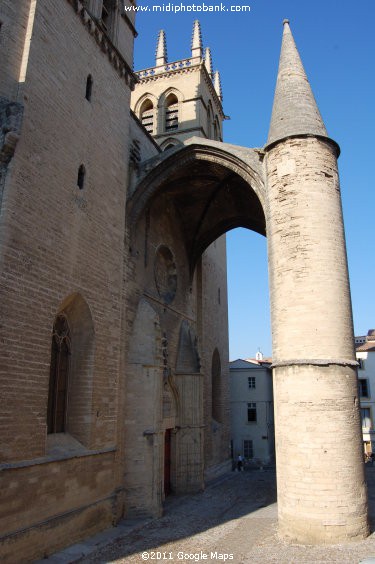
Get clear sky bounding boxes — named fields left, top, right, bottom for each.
left=133, top=0, right=375, bottom=360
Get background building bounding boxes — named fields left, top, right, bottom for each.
left=356, top=330, right=375, bottom=455
left=229, top=356, right=275, bottom=466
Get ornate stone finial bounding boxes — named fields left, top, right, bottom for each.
left=214, top=70, right=222, bottom=101
left=191, top=20, right=203, bottom=59
left=155, top=30, right=167, bottom=66
left=204, top=47, right=213, bottom=77
left=283, top=18, right=290, bottom=25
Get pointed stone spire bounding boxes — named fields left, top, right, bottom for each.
left=191, top=20, right=203, bottom=59
left=266, top=19, right=328, bottom=147
left=155, top=30, right=167, bottom=66
left=214, top=70, right=222, bottom=101
left=204, top=47, right=213, bottom=77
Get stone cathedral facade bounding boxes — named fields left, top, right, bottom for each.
left=0, top=1, right=369, bottom=561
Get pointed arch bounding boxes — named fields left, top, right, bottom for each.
left=134, top=93, right=158, bottom=135
left=127, top=141, right=266, bottom=274
left=47, top=293, right=95, bottom=446
left=158, top=88, right=183, bottom=134
left=207, top=102, right=213, bottom=139
left=176, top=320, right=200, bottom=374
left=139, top=99, right=154, bottom=134
left=164, top=93, right=178, bottom=132
left=47, top=314, right=71, bottom=434
left=160, top=138, right=182, bottom=151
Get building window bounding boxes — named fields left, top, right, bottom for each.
left=359, top=379, right=370, bottom=398
left=140, top=99, right=154, bottom=134
left=47, top=315, right=71, bottom=434
left=165, top=93, right=178, bottom=131
left=358, top=358, right=365, bottom=370
left=247, top=402, right=257, bottom=423
left=207, top=105, right=212, bottom=138
left=77, top=164, right=85, bottom=189
left=361, top=408, right=372, bottom=429
left=243, top=439, right=253, bottom=459
left=85, top=74, right=93, bottom=101
left=248, top=376, right=256, bottom=389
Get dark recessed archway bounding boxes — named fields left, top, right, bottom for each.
left=127, top=141, right=266, bottom=273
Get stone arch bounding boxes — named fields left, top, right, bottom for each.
left=134, top=93, right=158, bottom=134
left=158, top=87, right=183, bottom=135
left=127, top=140, right=266, bottom=275
left=160, top=137, right=182, bottom=151
left=158, top=87, right=184, bottom=107
left=176, top=320, right=200, bottom=374
left=50, top=292, right=95, bottom=447
left=207, top=101, right=213, bottom=138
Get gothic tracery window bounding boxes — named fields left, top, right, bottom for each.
left=47, top=315, right=71, bottom=434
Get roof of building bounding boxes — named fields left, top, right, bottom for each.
left=355, top=329, right=375, bottom=351
left=229, top=358, right=272, bottom=370
left=356, top=342, right=375, bottom=352
left=266, top=20, right=328, bottom=148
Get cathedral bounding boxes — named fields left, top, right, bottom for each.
left=0, top=1, right=370, bottom=561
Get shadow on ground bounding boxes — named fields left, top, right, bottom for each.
left=79, top=468, right=277, bottom=563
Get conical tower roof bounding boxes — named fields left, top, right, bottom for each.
left=266, top=20, right=328, bottom=147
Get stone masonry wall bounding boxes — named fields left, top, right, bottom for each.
left=266, top=136, right=369, bottom=542
left=0, top=0, right=133, bottom=558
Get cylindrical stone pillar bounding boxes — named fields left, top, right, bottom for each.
left=266, top=136, right=369, bottom=543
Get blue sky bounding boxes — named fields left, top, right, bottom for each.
left=133, top=0, right=375, bottom=360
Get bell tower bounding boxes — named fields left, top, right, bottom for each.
left=131, top=20, right=225, bottom=149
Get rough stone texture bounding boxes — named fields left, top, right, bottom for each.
left=266, top=136, right=369, bottom=541
left=0, top=0, right=133, bottom=559
left=267, top=21, right=327, bottom=147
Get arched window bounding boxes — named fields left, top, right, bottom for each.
left=47, top=315, right=71, bottom=434
left=85, top=74, right=93, bottom=101
left=207, top=105, right=213, bottom=139
left=212, top=348, right=222, bottom=422
left=140, top=99, right=154, bottom=134
left=46, top=294, right=95, bottom=446
left=77, top=164, right=85, bottom=189
left=214, top=119, right=219, bottom=141
left=165, top=93, right=178, bottom=132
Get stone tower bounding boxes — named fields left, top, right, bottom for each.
left=265, top=20, right=369, bottom=542
left=131, top=20, right=225, bottom=149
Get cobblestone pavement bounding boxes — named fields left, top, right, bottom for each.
left=77, top=467, right=375, bottom=564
